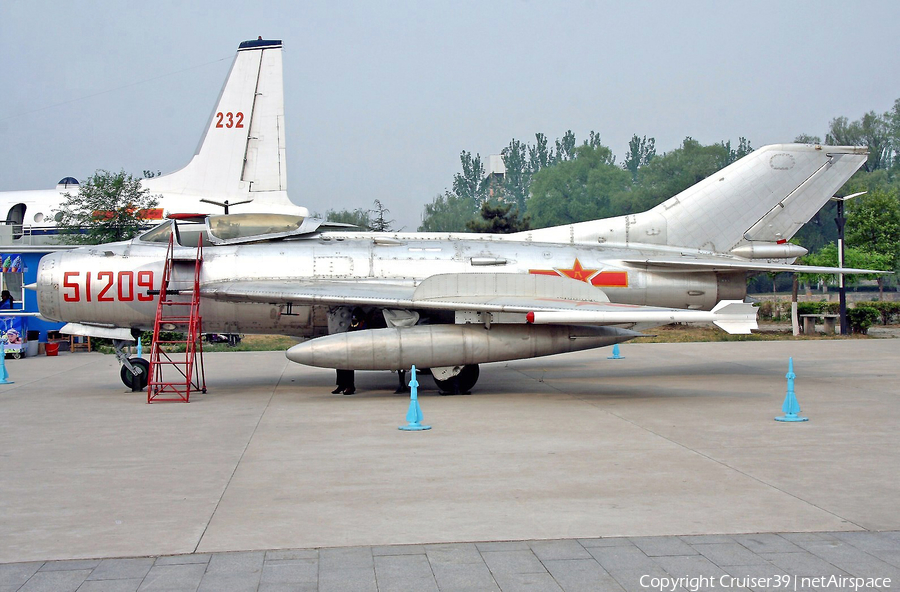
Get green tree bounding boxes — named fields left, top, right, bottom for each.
left=826, top=112, right=892, bottom=172
left=326, top=208, right=371, bottom=229
left=368, top=199, right=395, bottom=232
left=527, top=144, right=631, bottom=228
left=500, top=139, right=530, bottom=214
left=797, top=243, right=892, bottom=294
left=846, top=190, right=900, bottom=261
left=553, top=130, right=577, bottom=163
left=845, top=189, right=900, bottom=295
left=453, top=151, right=488, bottom=207
left=622, top=134, right=656, bottom=182
left=56, top=169, right=160, bottom=244
left=528, top=132, right=552, bottom=172
left=794, top=134, right=822, bottom=144
left=418, top=191, right=477, bottom=232
left=623, top=137, right=733, bottom=213
left=465, top=201, right=530, bottom=233
left=718, top=137, right=753, bottom=168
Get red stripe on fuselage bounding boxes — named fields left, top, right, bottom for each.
left=590, top=271, right=628, bottom=288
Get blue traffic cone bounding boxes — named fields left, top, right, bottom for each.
left=399, top=365, right=431, bottom=431
left=607, top=344, right=623, bottom=359
left=0, top=342, right=13, bottom=385
left=775, top=357, right=807, bottom=422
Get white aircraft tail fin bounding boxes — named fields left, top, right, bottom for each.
left=521, top=144, right=868, bottom=254
left=144, top=39, right=292, bottom=207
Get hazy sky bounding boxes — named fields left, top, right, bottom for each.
left=1, top=1, right=898, bottom=230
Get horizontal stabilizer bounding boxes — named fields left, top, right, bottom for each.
left=60, top=323, right=136, bottom=341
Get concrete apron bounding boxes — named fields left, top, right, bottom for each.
left=0, top=339, right=896, bottom=563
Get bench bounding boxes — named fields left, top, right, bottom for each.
left=799, top=314, right=840, bottom=335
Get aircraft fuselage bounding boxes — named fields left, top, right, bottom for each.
left=37, top=232, right=747, bottom=336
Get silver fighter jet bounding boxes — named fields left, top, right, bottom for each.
left=36, top=144, right=873, bottom=393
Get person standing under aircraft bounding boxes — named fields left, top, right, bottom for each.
left=332, top=309, right=367, bottom=395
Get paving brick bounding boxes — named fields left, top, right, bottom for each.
left=87, top=559, right=155, bottom=581
left=374, top=554, right=438, bottom=592
left=205, top=551, right=264, bottom=575
left=529, top=540, right=592, bottom=561
left=578, top=538, right=635, bottom=548
left=732, top=533, right=803, bottom=554
left=430, top=561, right=499, bottom=592
left=758, top=551, right=849, bottom=578
left=630, top=536, right=698, bottom=557
left=477, top=541, right=532, bottom=552
left=78, top=579, right=143, bottom=592
left=679, top=534, right=735, bottom=545
left=651, top=556, right=729, bottom=591
left=799, top=541, right=900, bottom=580
left=543, top=558, right=624, bottom=592
left=371, top=544, right=426, bottom=556
left=586, top=545, right=658, bottom=572
left=38, top=559, right=101, bottom=572
left=318, top=566, right=377, bottom=592
left=482, top=550, right=547, bottom=574
left=154, top=554, right=211, bottom=566
left=492, top=571, right=563, bottom=592
left=318, top=546, right=373, bottom=570
left=257, top=582, right=317, bottom=592
left=831, top=531, right=900, bottom=553
left=0, top=562, right=42, bottom=587
left=137, top=563, right=206, bottom=591
left=693, top=543, right=771, bottom=567
left=265, top=549, right=317, bottom=561
left=196, top=572, right=262, bottom=592
left=424, top=543, right=484, bottom=565
left=17, top=569, right=92, bottom=592
left=260, top=559, right=317, bottom=584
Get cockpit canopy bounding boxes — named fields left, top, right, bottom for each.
left=138, top=213, right=353, bottom=247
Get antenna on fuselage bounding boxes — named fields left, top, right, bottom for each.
left=199, top=198, right=253, bottom=214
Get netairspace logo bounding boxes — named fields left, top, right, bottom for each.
left=640, top=574, right=892, bottom=591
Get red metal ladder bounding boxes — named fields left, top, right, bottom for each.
left=147, top=232, right=207, bottom=403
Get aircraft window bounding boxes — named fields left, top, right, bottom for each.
left=34, top=213, right=44, bottom=223
left=177, top=228, right=211, bottom=248
left=54, top=212, right=64, bottom=222
left=207, top=213, right=305, bottom=242
left=139, top=222, right=175, bottom=243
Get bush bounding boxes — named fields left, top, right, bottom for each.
left=847, top=306, right=879, bottom=334
left=865, top=301, right=900, bottom=325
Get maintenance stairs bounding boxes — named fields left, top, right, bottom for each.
left=147, top=232, right=206, bottom=403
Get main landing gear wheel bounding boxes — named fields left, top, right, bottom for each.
left=120, top=357, right=150, bottom=391
left=434, top=364, right=479, bottom=395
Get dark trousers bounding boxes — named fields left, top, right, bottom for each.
left=335, top=369, right=355, bottom=389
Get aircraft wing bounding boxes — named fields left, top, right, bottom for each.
left=201, top=273, right=758, bottom=334
left=621, top=258, right=890, bottom=275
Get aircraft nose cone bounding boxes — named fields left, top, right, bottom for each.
left=36, top=251, right=65, bottom=321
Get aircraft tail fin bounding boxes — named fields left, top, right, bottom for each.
left=520, top=144, right=868, bottom=254
left=144, top=39, right=294, bottom=209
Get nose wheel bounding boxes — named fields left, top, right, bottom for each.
left=120, top=357, right=150, bottom=391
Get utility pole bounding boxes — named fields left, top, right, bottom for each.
left=832, top=192, right=866, bottom=335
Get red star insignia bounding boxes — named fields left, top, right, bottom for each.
left=558, top=258, right=597, bottom=282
